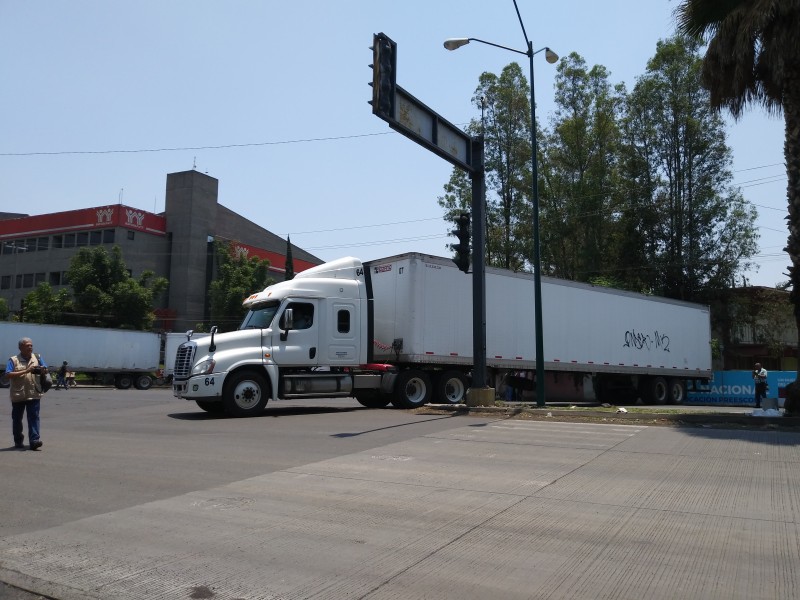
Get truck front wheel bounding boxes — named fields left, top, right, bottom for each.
left=393, top=370, right=432, bottom=409
left=435, top=370, right=468, bottom=404
left=223, top=371, right=269, bottom=417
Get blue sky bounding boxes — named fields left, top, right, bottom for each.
left=0, top=0, right=788, bottom=287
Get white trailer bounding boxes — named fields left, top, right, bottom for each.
left=368, top=254, right=711, bottom=403
left=0, top=322, right=162, bottom=390
left=172, top=252, right=711, bottom=416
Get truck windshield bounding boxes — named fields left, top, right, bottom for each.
left=240, top=300, right=280, bottom=330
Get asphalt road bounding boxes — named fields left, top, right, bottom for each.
left=2, top=388, right=799, bottom=599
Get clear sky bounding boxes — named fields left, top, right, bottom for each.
left=0, top=0, right=788, bottom=287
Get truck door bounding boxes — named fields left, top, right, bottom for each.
left=274, top=300, right=320, bottom=367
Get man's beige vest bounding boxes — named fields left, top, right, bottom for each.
left=9, top=354, right=42, bottom=402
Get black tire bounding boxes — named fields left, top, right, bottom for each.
left=222, top=370, right=269, bottom=417
left=196, top=400, right=226, bottom=414
left=0, top=373, right=9, bottom=389
left=434, top=370, right=469, bottom=404
left=115, top=374, right=133, bottom=390
left=134, top=374, right=153, bottom=390
left=354, top=391, right=392, bottom=408
left=668, top=378, right=686, bottom=404
left=644, top=376, right=668, bottom=405
left=393, top=369, right=432, bottom=409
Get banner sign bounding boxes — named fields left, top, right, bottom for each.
left=687, top=370, right=794, bottom=407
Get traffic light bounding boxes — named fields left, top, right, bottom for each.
left=450, top=212, right=471, bottom=273
left=369, top=32, right=397, bottom=120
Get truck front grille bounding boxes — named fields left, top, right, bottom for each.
left=174, top=343, right=196, bottom=379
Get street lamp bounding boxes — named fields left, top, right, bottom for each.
left=444, top=2, right=557, bottom=407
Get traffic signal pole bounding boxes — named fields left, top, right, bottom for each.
left=369, top=32, right=494, bottom=405
left=470, top=136, right=488, bottom=389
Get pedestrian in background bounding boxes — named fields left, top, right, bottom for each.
left=753, top=362, right=768, bottom=409
left=6, top=337, right=47, bottom=450
left=56, top=361, right=68, bottom=389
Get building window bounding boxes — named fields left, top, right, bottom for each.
left=53, top=235, right=63, bottom=249
left=0, top=276, right=10, bottom=290
left=103, top=229, right=115, bottom=244
left=77, top=231, right=89, bottom=246
left=90, top=230, right=102, bottom=245
left=127, top=230, right=135, bottom=241
left=61, top=271, right=69, bottom=285
left=49, top=272, right=61, bottom=286
left=34, top=272, right=45, bottom=285
left=22, top=273, right=33, bottom=288
left=15, top=274, right=22, bottom=289
left=64, top=233, right=76, bottom=248
left=337, top=309, right=351, bottom=334
left=1, top=243, right=12, bottom=255
left=25, top=238, right=37, bottom=252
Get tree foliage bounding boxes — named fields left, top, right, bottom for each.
left=64, top=246, right=168, bottom=329
left=208, top=242, right=273, bottom=332
left=540, top=53, right=624, bottom=281
left=439, top=36, right=760, bottom=306
left=20, top=283, right=73, bottom=324
left=616, top=36, right=758, bottom=301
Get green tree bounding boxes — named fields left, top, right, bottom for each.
left=0, top=297, right=10, bottom=321
left=617, top=36, right=758, bottom=301
left=208, top=241, right=273, bottom=332
left=65, top=246, right=168, bottom=329
left=438, top=63, right=534, bottom=271
left=540, top=53, right=624, bottom=281
left=676, top=0, right=800, bottom=382
left=20, top=283, right=73, bottom=324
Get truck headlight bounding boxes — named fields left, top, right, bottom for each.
left=191, top=359, right=216, bottom=376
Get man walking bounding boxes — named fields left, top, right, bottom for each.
left=753, top=362, right=768, bottom=409
left=6, top=337, right=47, bottom=450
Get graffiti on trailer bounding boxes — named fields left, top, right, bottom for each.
left=623, top=329, right=670, bottom=352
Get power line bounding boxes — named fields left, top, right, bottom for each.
left=0, top=132, right=394, bottom=157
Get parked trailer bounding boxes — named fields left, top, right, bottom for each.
left=172, top=253, right=712, bottom=416
left=0, top=322, right=165, bottom=389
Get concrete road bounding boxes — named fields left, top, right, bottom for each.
left=1, top=388, right=799, bottom=599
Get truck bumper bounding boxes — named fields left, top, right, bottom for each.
left=173, top=374, right=224, bottom=400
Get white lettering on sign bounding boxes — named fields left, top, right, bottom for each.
left=125, top=209, right=145, bottom=227
left=96, top=208, right=114, bottom=224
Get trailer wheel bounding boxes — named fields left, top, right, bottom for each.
left=223, top=370, right=269, bottom=417
left=435, top=370, right=469, bottom=404
left=196, top=400, right=226, bottom=414
left=645, top=376, right=669, bottom=405
left=134, top=374, right=153, bottom=390
left=393, top=370, right=432, bottom=409
left=115, top=374, right=133, bottom=390
left=668, top=379, right=686, bottom=404
left=354, top=391, right=392, bottom=408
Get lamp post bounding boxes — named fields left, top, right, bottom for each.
left=444, top=3, right=557, bottom=407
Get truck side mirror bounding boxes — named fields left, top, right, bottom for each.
left=280, top=308, right=294, bottom=342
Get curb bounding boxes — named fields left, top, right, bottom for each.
left=422, top=404, right=800, bottom=427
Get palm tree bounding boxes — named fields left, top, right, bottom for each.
left=676, top=0, right=800, bottom=388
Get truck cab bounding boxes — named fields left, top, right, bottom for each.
left=172, top=257, right=374, bottom=416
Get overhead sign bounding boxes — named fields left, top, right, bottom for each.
left=370, top=33, right=475, bottom=173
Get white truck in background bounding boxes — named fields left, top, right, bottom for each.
left=0, top=322, right=189, bottom=389
left=172, top=252, right=712, bottom=416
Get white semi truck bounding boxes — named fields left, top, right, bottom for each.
left=172, top=252, right=712, bottom=416
left=0, top=322, right=189, bottom=389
